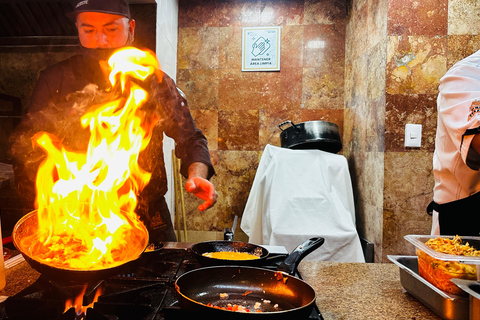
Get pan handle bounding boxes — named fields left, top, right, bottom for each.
left=278, top=120, right=298, bottom=132
left=277, top=237, right=325, bottom=275
left=223, top=215, right=238, bottom=241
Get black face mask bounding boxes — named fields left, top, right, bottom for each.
left=79, top=30, right=133, bottom=62
left=79, top=46, right=119, bottom=62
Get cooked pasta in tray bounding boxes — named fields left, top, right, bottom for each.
left=405, top=235, right=480, bottom=295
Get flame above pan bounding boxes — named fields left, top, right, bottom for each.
left=18, top=47, right=163, bottom=271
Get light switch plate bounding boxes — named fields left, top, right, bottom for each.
left=405, top=124, right=422, bottom=147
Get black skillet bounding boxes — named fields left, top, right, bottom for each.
left=191, top=215, right=269, bottom=267
left=12, top=208, right=151, bottom=283
left=191, top=240, right=270, bottom=266
left=176, top=237, right=324, bottom=319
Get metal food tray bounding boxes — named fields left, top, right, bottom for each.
left=451, top=279, right=480, bottom=320
left=388, top=255, right=469, bottom=320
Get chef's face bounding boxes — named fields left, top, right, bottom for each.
left=76, top=12, right=135, bottom=49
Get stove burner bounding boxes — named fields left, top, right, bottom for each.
left=0, top=247, right=323, bottom=320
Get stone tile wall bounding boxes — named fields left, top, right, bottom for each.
left=180, top=0, right=480, bottom=260
left=347, top=0, right=480, bottom=261
left=176, top=0, right=349, bottom=242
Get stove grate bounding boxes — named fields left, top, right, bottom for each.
left=0, top=247, right=323, bottom=320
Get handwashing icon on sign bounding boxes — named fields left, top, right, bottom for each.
left=251, top=37, right=271, bottom=57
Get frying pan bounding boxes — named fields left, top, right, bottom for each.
left=191, top=240, right=270, bottom=266
left=175, top=237, right=324, bottom=319
left=12, top=208, right=149, bottom=282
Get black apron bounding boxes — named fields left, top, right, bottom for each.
left=427, top=191, right=480, bottom=236
left=137, top=196, right=177, bottom=242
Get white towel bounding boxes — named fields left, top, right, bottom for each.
left=241, top=144, right=365, bottom=262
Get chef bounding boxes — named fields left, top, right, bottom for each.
left=10, top=0, right=217, bottom=242
left=429, top=48, right=480, bottom=236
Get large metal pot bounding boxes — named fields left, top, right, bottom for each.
left=279, top=120, right=342, bottom=153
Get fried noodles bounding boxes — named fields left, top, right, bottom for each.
left=417, top=235, right=480, bottom=295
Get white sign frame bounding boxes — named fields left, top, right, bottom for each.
left=242, top=26, right=281, bottom=72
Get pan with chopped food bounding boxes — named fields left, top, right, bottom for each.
left=191, top=240, right=269, bottom=266
left=12, top=207, right=150, bottom=282
left=176, top=237, right=324, bottom=319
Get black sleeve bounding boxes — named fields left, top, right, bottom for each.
left=26, top=69, right=57, bottom=114
left=9, top=69, right=57, bottom=197
left=9, top=60, right=91, bottom=197
left=151, top=73, right=215, bottom=179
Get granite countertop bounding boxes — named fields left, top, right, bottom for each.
left=298, top=261, right=441, bottom=320
left=0, top=258, right=41, bottom=298
left=0, top=256, right=442, bottom=319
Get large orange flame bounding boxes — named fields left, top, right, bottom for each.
left=20, top=47, right=162, bottom=270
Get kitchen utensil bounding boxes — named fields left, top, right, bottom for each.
left=144, top=241, right=164, bottom=253
left=12, top=208, right=149, bottom=282
left=223, top=215, right=238, bottom=241
left=175, top=237, right=324, bottom=319
left=279, top=120, right=342, bottom=153
left=191, top=239, right=269, bottom=266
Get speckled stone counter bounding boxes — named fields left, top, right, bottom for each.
left=298, top=261, right=441, bottom=320
left=0, top=259, right=41, bottom=298
left=0, top=256, right=443, bottom=319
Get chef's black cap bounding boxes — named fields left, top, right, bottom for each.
left=67, top=0, right=130, bottom=19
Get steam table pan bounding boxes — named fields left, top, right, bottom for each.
left=388, top=255, right=469, bottom=320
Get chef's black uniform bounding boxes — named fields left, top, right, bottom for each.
left=10, top=52, right=215, bottom=242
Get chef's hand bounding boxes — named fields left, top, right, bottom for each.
left=185, top=162, right=217, bottom=211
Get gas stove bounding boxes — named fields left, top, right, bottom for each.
left=0, top=245, right=323, bottom=320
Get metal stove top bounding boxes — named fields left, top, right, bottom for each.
left=0, top=245, right=323, bottom=320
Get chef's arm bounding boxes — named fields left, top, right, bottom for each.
left=185, top=162, right=218, bottom=211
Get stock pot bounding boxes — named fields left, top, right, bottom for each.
left=279, top=120, right=342, bottom=153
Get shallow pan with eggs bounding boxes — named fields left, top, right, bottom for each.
left=191, top=240, right=270, bottom=266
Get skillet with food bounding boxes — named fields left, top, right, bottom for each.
left=176, top=237, right=325, bottom=319
left=12, top=208, right=150, bottom=282
left=191, top=240, right=270, bottom=266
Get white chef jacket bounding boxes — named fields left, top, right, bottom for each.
left=434, top=49, right=480, bottom=203
left=432, top=49, right=480, bottom=233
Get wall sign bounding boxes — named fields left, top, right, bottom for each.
left=242, top=26, right=281, bottom=72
